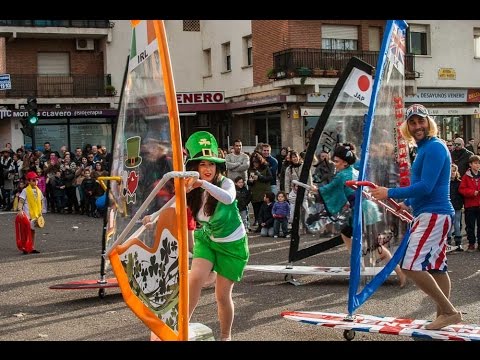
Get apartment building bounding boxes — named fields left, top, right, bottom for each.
left=167, top=20, right=417, bottom=153
left=2, top=20, right=479, bottom=154
left=166, top=20, right=480, bottom=153
left=0, top=20, right=130, bottom=151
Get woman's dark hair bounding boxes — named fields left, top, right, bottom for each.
left=186, top=160, right=222, bottom=217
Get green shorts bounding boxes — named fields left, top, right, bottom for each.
left=193, top=230, right=249, bottom=282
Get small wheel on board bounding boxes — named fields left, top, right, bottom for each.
left=284, top=274, right=293, bottom=282
left=99, top=288, right=106, bottom=298
left=343, top=329, right=355, bottom=341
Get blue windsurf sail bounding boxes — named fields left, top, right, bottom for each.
left=348, top=20, right=411, bottom=315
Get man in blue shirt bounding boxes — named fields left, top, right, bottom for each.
left=262, top=144, right=278, bottom=195
left=370, top=103, right=462, bottom=330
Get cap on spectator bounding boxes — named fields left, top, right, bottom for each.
left=25, top=171, right=38, bottom=180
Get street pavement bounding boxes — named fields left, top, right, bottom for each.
left=0, top=211, right=479, bottom=342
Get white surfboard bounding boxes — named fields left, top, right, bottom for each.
left=245, top=264, right=396, bottom=277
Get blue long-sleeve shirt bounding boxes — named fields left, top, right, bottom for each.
left=272, top=201, right=290, bottom=218
left=388, top=137, right=454, bottom=217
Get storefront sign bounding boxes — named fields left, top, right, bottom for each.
left=427, top=107, right=479, bottom=115
left=0, top=108, right=117, bottom=119
left=177, top=91, right=224, bottom=104
left=405, top=89, right=467, bottom=103
left=438, top=68, right=456, bottom=80
left=467, top=89, right=480, bottom=102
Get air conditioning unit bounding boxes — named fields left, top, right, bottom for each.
left=76, top=38, right=94, bottom=51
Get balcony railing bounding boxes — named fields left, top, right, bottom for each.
left=272, top=48, right=418, bottom=80
left=0, top=20, right=113, bottom=28
left=1, top=74, right=113, bottom=98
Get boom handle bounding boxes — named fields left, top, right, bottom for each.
left=345, top=180, right=413, bottom=223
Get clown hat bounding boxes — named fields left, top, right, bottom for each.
left=185, top=131, right=225, bottom=164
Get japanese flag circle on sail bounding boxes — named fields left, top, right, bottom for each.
left=344, top=67, right=373, bottom=107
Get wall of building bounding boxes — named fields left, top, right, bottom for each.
left=105, top=20, right=131, bottom=95
left=411, top=20, right=480, bottom=87
left=199, top=20, right=253, bottom=93
left=165, top=20, right=203, bottom=92
left=6, top=38, right=104, bottom=75
left=253, top=20, right=385, bottom=87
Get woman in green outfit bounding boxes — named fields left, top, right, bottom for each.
left=185, top=131, right=249, bottom=341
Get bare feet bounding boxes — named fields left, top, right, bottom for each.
left=424, top=312, right=462, bottom=330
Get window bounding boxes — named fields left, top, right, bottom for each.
left=474, top=28, right=480, bottom=58
left=203, top=48, right=212, bottom=76
left=38, top=52, right=70, bottom=75
left=407, top=24, right=429, bottom=55
left=37, top=52, right=71, bottom=96
left=222, top=42, right=231, bottom=72
left=243, top=36, right=252, bottom=66
left=368, top=27, right=381, bottom=51
left=321, top=25, right=358, bottom=50
left=183, top=20, right=200, bottom=32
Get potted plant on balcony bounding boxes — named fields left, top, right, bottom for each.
left=296, top=67, right=312, bottom=77
left=267, top=68, right=276, bottom=80
left=105, top=84, right=117, bottom=96
left=325, top=67, right=339, bottom=77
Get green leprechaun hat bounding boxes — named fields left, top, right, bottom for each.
left=185, top=131, right=225, bottom=164
left=124, top=135, right=143, bottom=168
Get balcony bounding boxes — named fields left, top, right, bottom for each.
left=0, top=20, right=113, bottom=28
left=272, top=48, right=418, bottom=80
left=0, top=74, right=113, bottom=98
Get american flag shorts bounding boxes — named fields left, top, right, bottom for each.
left=400, top=213, right=452, bottom=272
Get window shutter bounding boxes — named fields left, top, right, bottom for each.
left=37, top=53, right=70, bottom=75
left=322, top=25, right=358, bottom=40
left=409, top=24, right=428, bottom=33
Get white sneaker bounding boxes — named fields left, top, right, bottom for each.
left=274, top=235, right=278, bottom=238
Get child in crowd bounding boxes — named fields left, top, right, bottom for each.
left=272, top=191, right=290, bottom=238
left=234, top=176, right=251, bottom=231
left=458, top=155, right=480, bottom=252
left=257, top=192, right=275, bottom=237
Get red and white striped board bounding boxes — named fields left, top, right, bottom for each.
left=281, top=310, right=480, bottom=341
left=245, top=265, right=395, bottom=277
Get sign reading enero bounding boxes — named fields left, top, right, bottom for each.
left=176, top=91, right=224, bottom=105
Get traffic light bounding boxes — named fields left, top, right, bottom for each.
left=20, top=118, right=33, bottom=137
left=26, top=96, right=38, bottom=125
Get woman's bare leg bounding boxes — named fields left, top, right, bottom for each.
left=215, top=274, right=235, bottom=341
left=189, top=258, right=214, bottom=318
